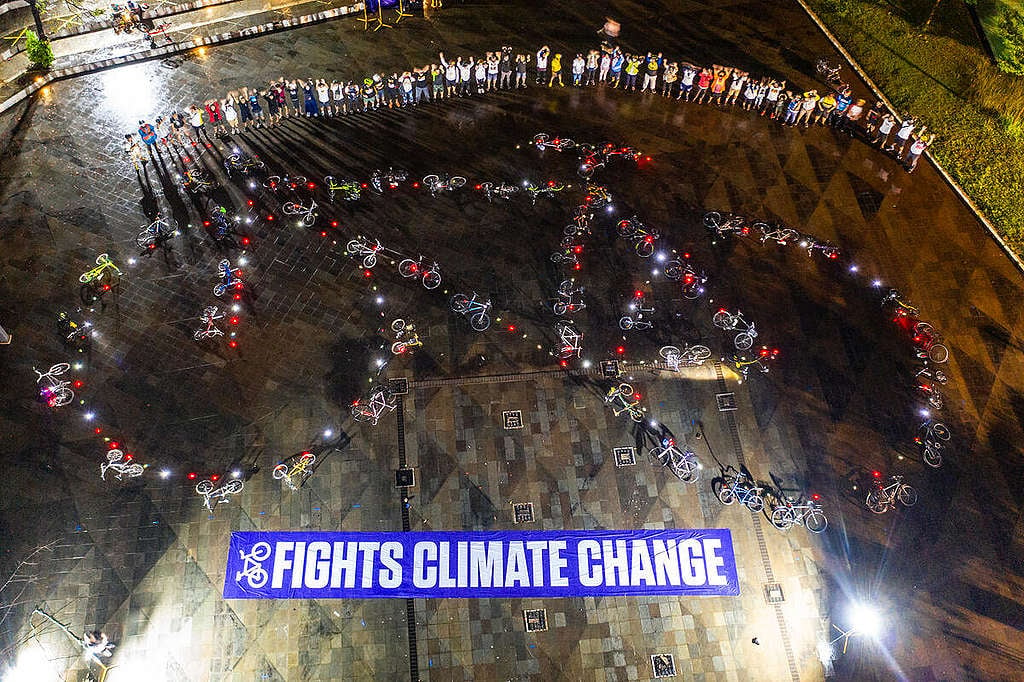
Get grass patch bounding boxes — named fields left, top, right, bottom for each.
left=809, top=0, right=1024, bottom=252
left=977, top=0, right=1024, bottom=73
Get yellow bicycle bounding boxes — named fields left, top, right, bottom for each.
left=272, top=451, right=316, bottom=490
left=79, top=254, right=122, bottom=284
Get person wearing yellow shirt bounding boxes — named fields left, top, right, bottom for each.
left=548, top=53, right=564, bottom=87
left=815, top=91, right=836, bottom=126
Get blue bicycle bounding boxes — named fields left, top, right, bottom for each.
left=450, top=292, right=492, bottom=331
left=717, top=470, right=765, bottom=512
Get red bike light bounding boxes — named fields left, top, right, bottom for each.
left=741, top=227, right=749, bottom=235
left=644, top=235, right=653, bottom=243
left=94, top=427, right=102, bottom=434
left=267, top=215, right=274, bottom=221
left=102, top=284, right=111, bottom=291
left=616, top=346, right=625, bottom=354
left=474, top=184, right=482, bottom=190
left=759, top=348, right=770, bottom=357
left=109, top=441, right=119, bottom=449
left=203, top=220, right=210, bottom=227
left=409, top=264, right=418, bottom=272
left=683, top=252, right=691, bottom=259
left=633, top=393, right=642, bottom=399
left=235, top=271, right=243, bottom=279
left=183, top=156, right=191, bottom=164
left=363, top=270, right=372, bottom=278
left=812, top=494, right=821, bottom=501
left=507, top=325, right=516, bottom=332
left=148, top=244, right=156, bottom=250
left=644, top=156, right=651, bottom=161
left=572, top=263, right=581, bottom=271
left=829, top=252, right=838, bottom=259
left=124, top=453, right=133, bottom=460
left=635, top=290, right=644, bottom=298
left=320, top=231, right=327, bottom=237
left=247, top=199, right=254, bottom=206
left=228, top=340, right=238, bottom=348
left=412, top=182, right=420, bottom=188
left=683, top=274, right=695, bottom=285
left=74, top=380, right=84, bottom=388
left=559, top=359, right=568, bottom=367
left=229, top=317, right=240, bottom=325
left=187, top=472, right=197, bottom=480
left=241, top=237, right=251, bottom=246
left=210, top=474, right=220, bottom=482
left=307, top=182, right=316, bottom=190
left=872, top=470, right=881, bottom=478
left=573, top=245, right=583, bottom=254
left=331, top=221, right=339, bottom=228
left=547, top=180, right=556, bottom=187
left=233, top=293, right=242, bottom=301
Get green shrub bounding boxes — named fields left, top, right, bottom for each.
left=995, top=8, right=1024, bottom=74
left=25, top=30, right=54, bottom=70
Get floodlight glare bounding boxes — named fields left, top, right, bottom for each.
left=848, top=602, right=882, bottom=639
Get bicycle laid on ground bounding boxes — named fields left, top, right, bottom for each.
left=620, top=291, right=655, bottom=330
left=798, top=235, right=840, bottom=260
left=554, top=321, right=583, bottom=359
left=100, top=449, right=146, bottom=481
left=370, top=167, right=408, bottom=193
left=881, top=288, right=919, bottom=318
left=731, top=346, right=780, bottom=381
left=756, top=222, right=799, bottom=246
left=282, top=199, right=319, bottom=226
left=551, top=242, right=584, bottom=267
left=582, top=184, right=612, bottom=208
left=180, top=168, right=216, bottom=194
left=532, top=132, right=575, bottom=151
left=196, top=477, right=244, bottom=511
left=816, top=57, right=844, bottom=86
left=422, top=173, right=467, bottom=195
left=664, top=258, right=707, bottom=298
left=616, top=216, right=659, bottom=257
left=478, top=181, right=520, bottom=202
left=273, top=451, right=316, bottom=491
left=79, top=254, right=122, bottom=284
left=136, top=214, right=178, bottom=250
left=911, top=321, right=949, bottom=364
left=450, top=292, right=492, bottom=331
left=717, top=470, right=765, bottom=512
left=398, top=255, right=442, bottom=289
left=604, top=383, right=645, bottom=422
left=34, top=363, right=74, bottom=407
left=194, top=306, right=224, bottom=340
left=390, top=319, right=423, bottom=354
left=213, top=259, right=244, bottom=297
left=914, top=419, right=951, bottom=468
left=713, top=308, right=758, bottom=350
left=351, top=386, right=398, bottom=425
left=770, top=494, right=827, bottom=533
left=525, top=180, right=570, bottom=204
left=865, top=472, right=917, bottom=513
left=223, top=152, right=266, bottom=177
left=659, top=344, right=711, bottom=370
left=346, top=236, right=385, bottom=269
left=263, top=174, right=308, bottom=193
left=703, top=211, right=750, bottom=242
left=553, top=280, right=586, bottom=315
left=650, top=438, right=701, bottom=483
left=324, top=176, right=361, bottom=202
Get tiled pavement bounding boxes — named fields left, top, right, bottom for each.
left=2, top=0, right=1024, bottom=681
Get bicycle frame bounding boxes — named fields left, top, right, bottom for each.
left=214, top=259, right=244, bottom=297
left=882, top=289, right=919, bottom=318
left=554, top=322, right=582, bottom=359
left=100, top=449, right=146, bottom=481
left=194, top=306, right=224, bottom=340
left=713, top=309, right=758, bottom=350
left=34, top=363, right=74, bottom=408
left=273, top=452, right=316, bottom=490
left=659, top=344, right=711, bottom=370
left=79, top=254, right=122, bottom=284
left=346, top=237, right=385, bottom=269
left=553, top=281, right=585, bottom=315
left=325, top=176, right=361, bottom=201
left=718, top=471, right=764, bottom=511
left=532, top=133, right=575, bottom=151
left=451, top=292, right=492, bottom=331
left=604, top=383, right=644, bottom=421
left=351, top=387, right=398, bottom=425
left=620, top=292, right=654, bottom=330
left=525, top=181, right=569, bottom=204
left=398, top=256, right=442, bottom=289
left=283, top=199, right=318, bottom=226
left=196, top=477, right=244, bottom=511
left=650, top=439, right=701, bottom=483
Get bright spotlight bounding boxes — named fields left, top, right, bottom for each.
left=872, top=279, right=882, bottom=288
left=655, top=252, right=667, bottom=262
left=848, top=264, right=858, bottom=273
left=323, top=428, right=333, bottom=438
left=84, top=412, right=95, bottom=421
left=159, top=469, right=171, bottom=479
left=231, top=469, right=242, bottom=479
left=848, top=602, right=882, bottom=639
left=4, top=646, right=54, bottom=682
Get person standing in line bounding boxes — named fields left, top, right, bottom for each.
left=783, top=93, right=801, bottom=126
left=740, top=76, right=758, bottom=111
left=571, top=53, right=585, bottom=86
left=661, top=61, right=678, bottom=97
left=795, top=90, right=819, bottom=127
left=763, top=78, right=785, bottom=117
left=247, top=87, right=264, bottom=127
left=457, top=57, right=473, bottom=96
left=413, top=67, right=431, bottom=104
left=585, top=49, right=599, bottom=85
left=273, top=80, right=288, bottom=119
left=708, top=65, right=731, bottom=104
left=536, top=46, right=550, bottom=85
left=474, top=58, right=487, bottom=94
left=286, top=79, right=301, bottom=117
left=863, top=101, right=883, bottom=137
left=237, top=89, right=253, bottom=129
left=892, top=117, right=916, bottom=155
left=263, top=86, right=280, bottom=124
left=138, top=119, right=158, bottom=156
left=608, top=49, right=624, bottom=87
left=169, top=110, right=190, bottom=145
left=316, top=79, right=331, bottom=116
left=842, top=98, right=866, bottom=135
left=904, top=132, right=934, bottom=172
left=773, top=91, right=790, bottom=122
left=640, top=52, right=660, bottom=93
left=515, top=53, right=528, bottom=88
left=622, top=54, right=641, bottom=91
left=724, top=70, right=746, bottom=106
left=372, top=73, right=386, bottom=108
left=123, top=133, right=145, bottom=170
left=384, top=73, right=400, bottom=108
left=830, top=88, right=851, bottom=127
left=499, top=48, right=513, bottom=89
left=548, top=52, right=564, bottom=87
left=439, top=53, right=458, bottom=98
left=205, top=98, right=224, bottom=136
left=815, top=90, right=836, bottom=125
left=361, top=77, right=376, bottom=111
left=432, top=63, right=446, bottom=99
left=598, top=50, right=611, bottom=83
left=155, top=115, right=171, bottom=146
left=753, top=78, right=768, bottom=112
left=188, top=104, right=205, bottom=141
left=330, top=79, right=344, bottom=115
left=677, top=63, right=697, bottom=101
left=345, top=80, right=361, bottom=113
left=486, top=51, right=500, bottom=91
left=223, top=96, right=239, bottom=134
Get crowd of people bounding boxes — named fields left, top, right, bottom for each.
left=123, top=42, right=935, bottom=173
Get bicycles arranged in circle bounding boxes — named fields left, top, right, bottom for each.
left=650, top=438, right=701, bottom=483
left=79, top=254, right=122, bottom=284
left=770, top=494, right=827, bottom=533
left=196, top=477, right=244, bottom=511
left=398, top=255, right=442, bottom=289
left=351, top=386, right=398, bottom=426
left=659, top=344, right=711, bottom=370
left=324, top=176, right=361, bottom=202
left=604, top=383, right=645, bottom=422
left=282, top=199, right=319, bottom=226
left=422, top=174, right=467, bottom=195
left=865, top=472, right=917, bottom=514
left=390, top=319, right=423, bottom=355
left=346, top=236, right=385, bottom=269
left=100, top=449, right=146, bottom=481
left=272, top=451, right=316, bottom=491
left=717, top=470, right=765, bottom=512
left=713, top=308, right=758, bottom=350
left=450, top=292, right=492, bottom=331
left=194, top=306, right=225, bottom=341
left=532, top=132, right=575, bottom=151
left=34, top=363, right=74, bottom=407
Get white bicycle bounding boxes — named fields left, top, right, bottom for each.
left=100, top=449, right=146, bottom=481
left=659, top=344, right=712, bottom=370
left=196, top=477, right=244, bottom=511
left=34, top=363, right=74, bottom=407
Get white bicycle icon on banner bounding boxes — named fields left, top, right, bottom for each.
left=235, top=541, right=271, bottom=589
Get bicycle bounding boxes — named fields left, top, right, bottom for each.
left=57, top=312, right=91, bottom=352
left=345, top=236, right=385, bottom=269
left=599, top=142, right=642, bottom=162
left=532, top=132, right=576, bottom=152
left=798, top=235, right=840, bottom=260
left=582, top=184, right=612, bottom=208
left=881, top=289, right=919, bottom=318
left=915, top=379, right=944, bottom=410
left=703, top=211, right=750, bottom=242
left=770, top=494, right=827, bottom=533
left=650, top=438, right=701, bottom=483
left=551, top=242, right=584, bottom=268
left=422, top=174, right=467, bottom=195
left=196, top=477, right=244, bottom=511
left=604, top=383, right=645, bottom=422
left=525, top=180, right=571, bottom=204
left=712, top=309, right=758, bottom=350
left=79, top=254, right=122, bottom=284
left=577, top=151, right=605, bottom=179
left=351, top=386, right=398, bottom=425
left=914, top=419, right=951, bottom=468
left=100, top=449, right=146, bottom=481
left=272, top=451, right=316, bottom=490
left=193, top=306, right=224, bottom=341
left=915, top=360, right=947, bottom=385
left=616, top=217, right=659, bottom=257
left=659, top=344, right=711, bottom=370
left=815, top=57, right=844, bottom=86
left=553, top=280, right=586, bottom=315
left=756, top=223, right=799, bottom=246
left=717, top=470, right=765, bottom=512
left=324, top=176, right=361, bottom=202
left=450, top=292, right=492, bottom=331
left=865, top=472, right=917, bottom=514
left=213, top=259, right=244, bottom=297
left=223, top=152, right=265, bottom=177
left=263, top=174, right=308, bottom=193
left=731, top=347, right=780, bottom=382
left=390, top=319, right=423, bottom=354
left=136, top=214, right=178, bottom=250
left=180, top=168, right=216, bottom=194
left=33, top=363, right=74, bottom=408
left=282, top=199, right=319, bottom=227
left=620, top=291, right=655, bottom=330
left=554, top=321, right=583, bottom=359
left=398, top=255, right=442, bottom=289
left=478, top=182, right=520, bottom=202
left=370, top=167, right=408, bottom=193
left=911, top=322, right=949, bottom=364
left=664, top=259, right=707, bottom=299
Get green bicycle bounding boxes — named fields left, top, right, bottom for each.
left=324, top=175, right=361, bottom=202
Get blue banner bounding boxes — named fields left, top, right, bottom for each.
left=224, top=529, right=739, bottom=599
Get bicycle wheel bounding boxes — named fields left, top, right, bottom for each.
left=718, top=486, right=736, bottom=505
left=751, top=222, right=770, bottom=238
left=865, top=491, right=887, bottom=514
left=213, top=284, right=227, bottom=297
left=137, top=231, right=155, bottom=249
left=804, top=510, right=828, bottom=533
left=422, top=271, right=441, bottom=290
left=391, top=341, right=408, bottom=355
left=659, top=346, right=680, bottom=361
left=301, top=453, right=316, bottom=466
left=664, top=261, right=682, bottom=280
left=302, top=211, right=317, bottom=227
left=557, top=280, right=575, bottom=296
left=745, top=494, right=764, bottom=513
left=578, top=165, right=595, bottom=180
left=272, top=464, right=289, bottom=480
left=398, top=259, right=417, bottom=278
left=196, top=480, right=214, bottom=495
left=734, top=332, right=753, bottom=351
left=449, top=176, right=467, bottom=189
left=559, top=139, right=576, bottom=150
left=928, top=343, right=949, bottom=364
left=282, top=203, right=300, bottom=215
left=553, top=302, right=568, bottom=316
left=617, top=383, right=634, bottom=397
left=125, top=463, right=145, bottom=477
left=635, top=240, right=654, bottom=258
left=619, top=317, right=634, bottom=330
left=422, top=174, right=439, bottom=187
left=223, top=479, right=243, bottom=495
left=897, top=485, right=918, bottom=507
left=49, top=363, right=71, bottom=376
left=771, top=507, right=794, bottom=530
left=533, top=133, right=549, bottom=145
left=391, top=319, right=407, bottom=333
left=687, top=345, right=712, bottom=364
left=351, top=405, right=371, bottom=422
left=931, top=423, right=951, bottom=440
left=346, top=240, right=366, bottom=256
left=616, top=219, right=636, bottom=237
left=470, top=313, right=490, bottom=332
left=682, top=282, right=702, bottom=300
left=50, top=386, right=74, bottom=407
left=678, top=460, right=700, bottom=483
left=703, top=212, right=722, bottom=230
left=263, top=176, right=281, bottom=189
left=712, top=311, right=733, bottom=328
left=922, top=445, right=942, bottom=468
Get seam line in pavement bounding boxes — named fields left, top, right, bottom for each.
left=395, top=396, right=419, bottom=681
left=712, top=360, right=800, bottom=682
